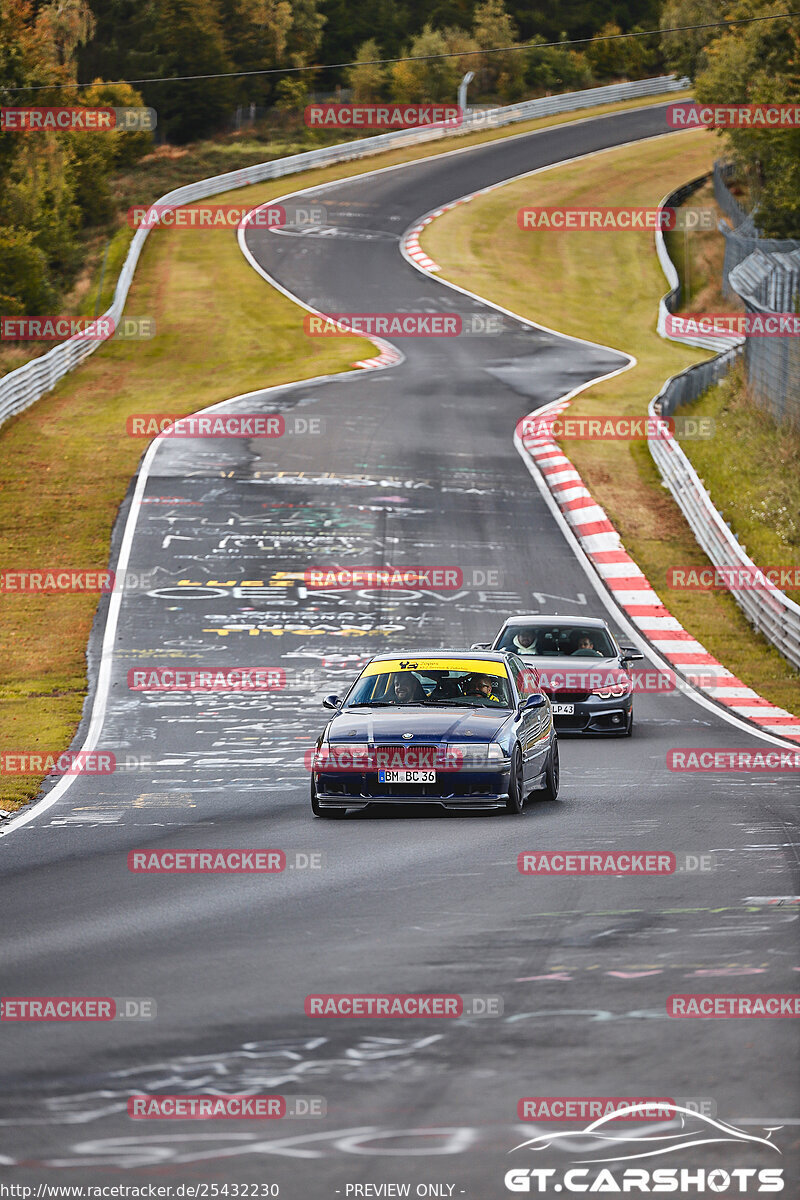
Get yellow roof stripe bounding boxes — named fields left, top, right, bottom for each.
left=362, top=657, right=507, bottom=678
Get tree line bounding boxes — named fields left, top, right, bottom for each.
left=77, top=0, right=665, bottom=140
left=1, top=0, right=797, bottom=325
left=661, top=0, right=799, bottom=238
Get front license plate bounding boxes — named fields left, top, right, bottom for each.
left=379, top=769, right=436, bottom=783
left=552, top=704, right=575, bottom=715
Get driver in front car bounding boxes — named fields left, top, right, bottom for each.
left=463, top=673, right=501, bottom=702
left=572, top=634, right=603, bottom=658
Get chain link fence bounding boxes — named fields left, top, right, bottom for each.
left=714, top=160, right=800, bottom=296
left=227, top=91, right=355, bottom=134
left=713, top=162, right=800, bottom=428
left=712, top=159, right=748, bottom=229
left=728, top=248, right=800, bottom=428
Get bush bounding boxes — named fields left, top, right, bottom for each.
left=66, top=139, right=116, bottom=227
left=0, top=229, right=59, bottom=317
left=78, top=81, right=154, bottom=166
left=586, top=22, right=660, bottom=81
left=275, top=78, right=309, bottom=112
left=525, top=40, right=594, bottom=94
left=348, top=39, right=387, bottom=101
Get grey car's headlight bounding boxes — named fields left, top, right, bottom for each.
left=591, top=681, right=631, bottom=699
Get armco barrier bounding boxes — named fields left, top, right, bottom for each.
left=655, top=174, right=742, bottom=353
left=0, top=75, right=689, bottom=431
left=650, top=184, right=800, bottom=671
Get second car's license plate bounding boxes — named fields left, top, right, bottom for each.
left=552, top=703, right=575, bottom=715
left=379, top=769, right=436, bottom=783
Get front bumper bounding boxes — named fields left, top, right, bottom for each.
left=551, top=694, right=632, bottom=734
left=314, top=766, right=512, bottom=810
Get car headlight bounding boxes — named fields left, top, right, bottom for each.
left=591, top=682, right=631, bottom=699
left=487, top=743, right=507, bottom=761
left=445, top=742, right=481, bottom=767
left=443, top=742, right=508, bottom=766
left=315, top=743, right=371, bottom=770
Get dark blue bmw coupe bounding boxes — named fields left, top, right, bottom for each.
left=310, top=650, right=559, bottom=817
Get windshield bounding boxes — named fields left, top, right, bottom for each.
left=345, top=656, right=513, bottom=709
left=497, top=625, right=616, bottom=658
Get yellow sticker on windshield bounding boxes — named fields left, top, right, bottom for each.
left=362, top=657, right=507, bottom=678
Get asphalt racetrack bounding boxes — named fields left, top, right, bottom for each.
left=0, top=103, right=797, bottom=1192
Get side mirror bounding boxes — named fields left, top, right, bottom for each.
left=519, top=692, right=547, bottom=713
left=620, top=647, right=644, bottom=663
left=322, top=694, right=342, bottom=710
left=470, top=642, right=491, bottom=650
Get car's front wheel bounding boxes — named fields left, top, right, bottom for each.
left=537, top=741, right=560, bottom=801
left=504, top=746, right=524, bottom=815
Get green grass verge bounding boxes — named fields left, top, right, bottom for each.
left=0, top=89, right=691, bottom=812
left=77, top=225, right=136, bottom=319
left=663, top=180, right=740, bottom=314
left=0, top=194, right=372, bottom=811
left=422, top=128, right=800, bottom=714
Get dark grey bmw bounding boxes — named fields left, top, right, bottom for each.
left=310, top=650, right=559, bottom=817
left=474, top=615, right=643, bottom=736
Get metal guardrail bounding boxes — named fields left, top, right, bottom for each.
left=654, top=347, right=740, bottom=418
left=655, top=173, right=742, bottom=352
left=0, top=74, right=689, bottom=431
left=649, top=398, right=800, bottom=670
left=650, top=184, right=800, bottom=671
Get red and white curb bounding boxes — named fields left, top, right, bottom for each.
left=403, top=223, right=440, bottom=272
left=402, top=197, right=479, bottom=273
left=518, top=402, right=800, bottom=743
left=353, top=345, right=403, bottom=370
left=238, top=200, right=406, bottom=380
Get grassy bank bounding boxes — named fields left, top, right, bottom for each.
left=663, top=179, right=739, bottom=314
left=677, top=366, right=800, bottom=589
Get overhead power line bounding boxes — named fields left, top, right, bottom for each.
left=4, top=10, right=799, bottom=93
